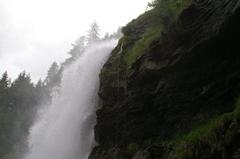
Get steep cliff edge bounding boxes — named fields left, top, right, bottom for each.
left=90, top=0, right=240, bottom=159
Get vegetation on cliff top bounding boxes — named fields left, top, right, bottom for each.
left=122, top=0, right=191, bottom=66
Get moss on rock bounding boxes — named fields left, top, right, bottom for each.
left=90, top=1, right=240, bottom=159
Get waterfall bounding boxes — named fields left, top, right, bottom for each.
left=23, top=40, right=117, bottom=159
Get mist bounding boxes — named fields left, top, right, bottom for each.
left=23, top=39, right=117, bottom=159
left=0, top=1, right=150, bottom=158
left=0, top=0, right=150, bottom=82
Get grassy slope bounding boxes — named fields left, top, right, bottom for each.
left=172, top=97, right=240, bottom=159
left=122, top=0, right=191, bottom=66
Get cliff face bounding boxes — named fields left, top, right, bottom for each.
left=89, top=1, right=240, bottom=159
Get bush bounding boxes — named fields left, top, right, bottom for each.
left=150, top=0, right=191, bottom=25
left=123, top=0, right=191, bottom=67
left=124, top=26, right=163, bottom=66
left=127, top=143, right=139, bottom=155
left=173, top=97, right=240, bottom=159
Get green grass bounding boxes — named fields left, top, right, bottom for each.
left=124, top=26, right=163, bottom=66
left=176, top=0, right=192, bottom=15
left=127, top=143, right=139, bottom=155
left=150, top=0, right=191, bottom=24
left=172, top=97, right=240, bottom=159
left=135, top=97, right=240, bottom=159
left=122, top=0, right=192, bottom=67
left=174, top=114, right=232, bottom=159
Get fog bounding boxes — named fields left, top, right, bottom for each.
left=0, top=0, right=150, bottom=82
left=23, top=40, right=117, bottom=159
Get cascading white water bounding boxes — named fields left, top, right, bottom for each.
left=23, top=40, right=117, bottom=159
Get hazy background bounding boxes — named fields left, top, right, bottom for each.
left=0, top=0, right=150, bottom=82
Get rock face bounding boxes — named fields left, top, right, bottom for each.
left=89, top=0, right=240, bottom=159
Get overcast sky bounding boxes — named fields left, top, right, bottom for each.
left=0, top=0, right=150, bottom=82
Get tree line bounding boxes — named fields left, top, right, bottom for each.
left=64, top=21, right=122, bottom=65
left=0, top=69, right=61, bottom=158
left=0, top=21, right=122, bottom=158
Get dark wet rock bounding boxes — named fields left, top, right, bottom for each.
left=90, top=1, right=240, bottom=159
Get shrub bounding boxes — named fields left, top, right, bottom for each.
left=123, top=0, right=191, bottom=67
left=124, top=26, right=163, bottom=66
left=173, top=96, right=240, bottom=159
left=127, top=143, right=139, bottom=155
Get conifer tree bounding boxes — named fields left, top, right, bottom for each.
left=0, top=72, right=10, bottom=90
left=87, top=21, right=100, bottom=45
left=45, top=62, right=59, bottom=87
left=69, top=36, right=86, bottom=59
left=0, top=72, right=11, bottom=110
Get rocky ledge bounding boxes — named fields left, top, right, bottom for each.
left=89, top=0, right=240, bottom=159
